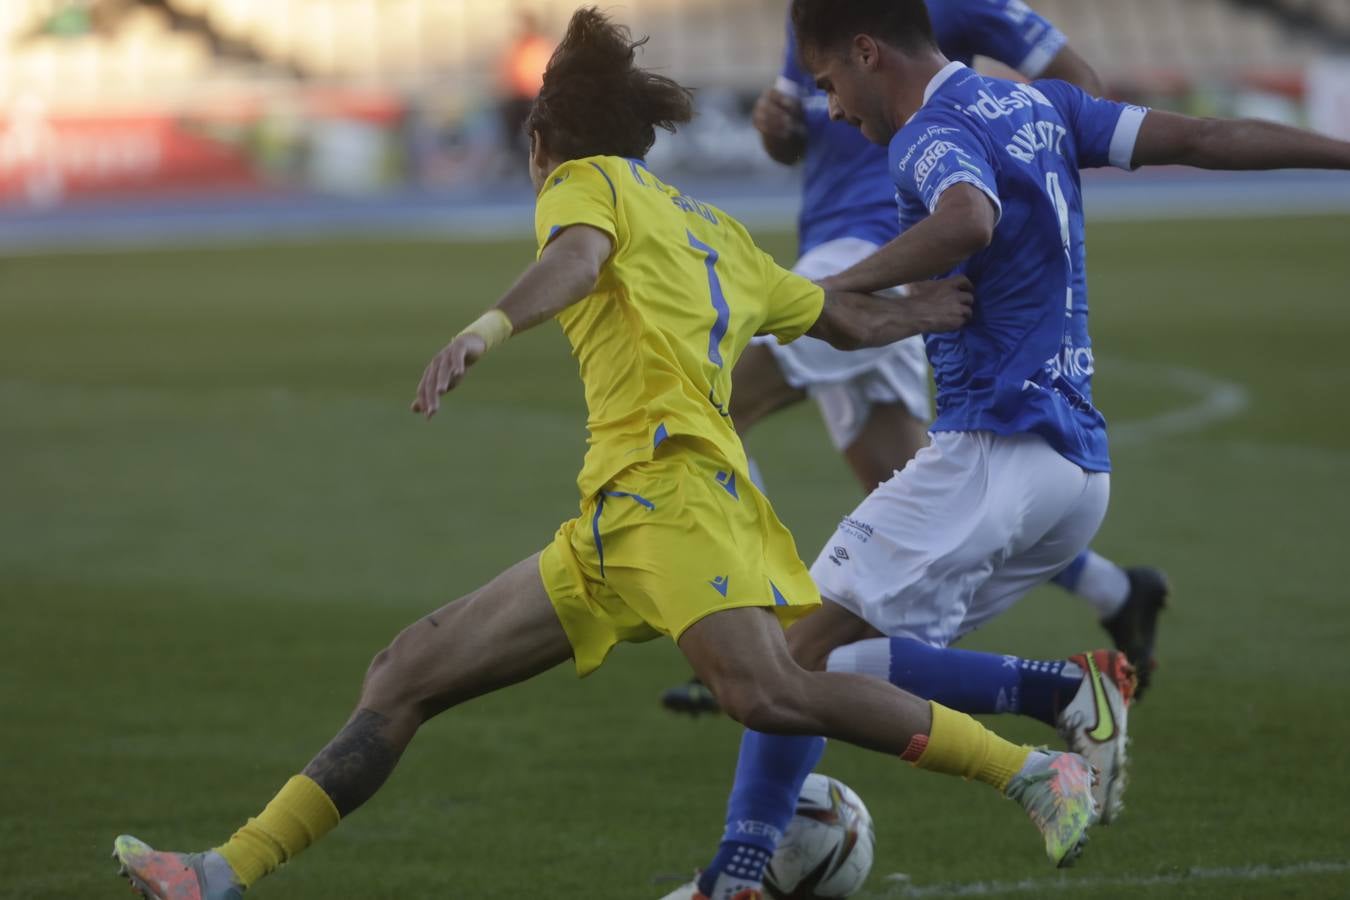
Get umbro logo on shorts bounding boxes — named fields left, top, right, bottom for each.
left=834, top=547, right=850, bottom=560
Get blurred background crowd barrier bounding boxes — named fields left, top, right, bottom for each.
left=1, top=0, right=1349, bottom=209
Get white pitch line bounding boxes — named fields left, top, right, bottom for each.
left=876, top=859, right=1350, bottom=898
left=1106, top=360, right=1250, bottom=446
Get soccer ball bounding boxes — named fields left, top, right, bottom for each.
left=764, top=773, right=876, bottom=899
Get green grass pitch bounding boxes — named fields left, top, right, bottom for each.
left=2, top=217, right=1349, bottom=899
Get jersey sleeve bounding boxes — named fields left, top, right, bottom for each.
left=890, top=121, right=1003, bottom=223
left=774, top=17, right=806, bottom=99
left=533, top=158, right=621, bottom=256
left=1037, top=80, right=1150, bottom=170
left=759, top=253, right=825, bottom=344
left=941, top=0, right=1068, bottom=78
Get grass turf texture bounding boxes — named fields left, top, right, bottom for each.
left=2, top=217, right=1349, bottom=900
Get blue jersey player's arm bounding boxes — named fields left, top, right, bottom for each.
left=1131, top=110, right=1350, bottom=172
left=753, top=19, right=808, bottom=165
left=1040, top=79, right=1350, bottom=173
left=1036, top=44, right=1102, bottom=96
left=938, top=0, right=1103, bottom=94
left=821, top=120, right=1002, bottom=294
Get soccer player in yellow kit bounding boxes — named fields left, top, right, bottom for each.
left=111, top=10, right=1097, bottom=899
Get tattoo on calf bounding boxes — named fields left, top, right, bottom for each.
left=302, top=708, right=403, bottom=817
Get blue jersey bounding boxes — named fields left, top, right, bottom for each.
left=779, top=0, right=1069, bottom=254
left=890, top=63, right=1147, bottom=472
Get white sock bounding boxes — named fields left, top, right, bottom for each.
left=826, top=638, right=892, bottom=679
left=1073, top=551, right=1130, bottom=620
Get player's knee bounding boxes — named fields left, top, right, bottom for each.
left=785, top=628, right=829, bottom=671
left=360, top=621, right=440, bottom=713
left=360, top=641, right=407, bottom=708
left=711, top=678, right=766, bottom=728
left=712, top=670, right=805, bottom=733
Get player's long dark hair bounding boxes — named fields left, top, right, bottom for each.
left=525, top=7, right=694, bottom=162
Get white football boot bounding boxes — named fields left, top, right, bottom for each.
left=1055, top=649, right=1136, bottom=824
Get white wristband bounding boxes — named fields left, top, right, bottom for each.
left=456, top=309, right=513, bottom=351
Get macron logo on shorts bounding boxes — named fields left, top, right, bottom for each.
left=709, top=576, right=729, bottom=597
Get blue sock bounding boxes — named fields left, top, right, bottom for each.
left=888, top=637, right=1082, bottom=726
left=698, top=731, right=825, bottom=897
left=830, top=637, right=1082, bottom=728
left=1014, top=655, right=1083, bottom=725
left=1051, top=550, right=1090, bottom=591
left=886, top=637, right=1024, bottom=716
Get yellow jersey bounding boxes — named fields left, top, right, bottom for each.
left=533, top=155, right=825, bottom=498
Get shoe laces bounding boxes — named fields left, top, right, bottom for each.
left=1008, top=753, right=1086, bottom=829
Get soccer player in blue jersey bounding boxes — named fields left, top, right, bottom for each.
left=664, top=1, right=1350, bottom=897
left=662, top=0, right=1164, bottom=721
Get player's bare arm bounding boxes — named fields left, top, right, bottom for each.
left=807, top=276, right=974, bottom=349
left=1131, top=110, right=1350, bottom=171
left=412, top=224, right=613, bottom=419
left=753, top=86, right=807, bottom=164
left=817, top=183, right=997, bottom=295
left=1039, top=44, right=1104, bottom=96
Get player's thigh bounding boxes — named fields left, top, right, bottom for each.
left=808, top=433, right=1014, bottom=645
left=786, top=599, right=882, bottom=671
left=959, top=471, right=1111, bottom=639
left=601, top=454, right=819, bottom=640
left=678, top=605, right=802, bottom=717
left=731, top=339, right=807, bottom=433
left=842, top=401, right=931, bottom=494
left=366, top=553, right=574, bottom=713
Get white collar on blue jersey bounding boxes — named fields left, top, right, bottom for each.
left=923, top=61, right=968, bottom=107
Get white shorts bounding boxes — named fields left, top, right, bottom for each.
left=753, top=237, right=932, bottom=450
left=810, top=431, right=1110, bottom=647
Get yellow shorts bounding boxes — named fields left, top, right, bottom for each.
left=539, top=443, right=821, bottom=676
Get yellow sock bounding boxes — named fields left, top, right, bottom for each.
left=215, top=775, right=341, bottom=888
left=902, top=702, right=1031, bottom=792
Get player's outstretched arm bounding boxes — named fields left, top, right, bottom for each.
left=819, top=183, right=998, bottom=295
left=807, top=276, right=974, bottom=350
left=411, top=224, right=613, bottom=419
left=1132, top=110, right=1350, bottom=172
left=1040, top=45, right=1105, bottom=97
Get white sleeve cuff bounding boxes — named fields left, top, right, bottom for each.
left=774, top=75, right=801, bottom=99
left=1109, top=106, right=1149, bottom=170
left=929, top=172, right=1003, bottom=226
left=1017, top=33, right=1067, bottom=79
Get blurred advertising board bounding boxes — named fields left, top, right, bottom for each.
left=0, top=101, right=257, bottom=206
left=0, top=90, right=407, bottom=207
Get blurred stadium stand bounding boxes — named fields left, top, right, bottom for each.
left=2, top=0, right=1349, bottom=231
left=4, top=0, right=1348, bottom=101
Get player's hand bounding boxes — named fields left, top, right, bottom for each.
left=411, top=333, right=487, bottom=420
left=905, top=276, right=975, bottom=333
left=752, top=88, right=804, bottom=141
